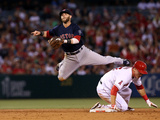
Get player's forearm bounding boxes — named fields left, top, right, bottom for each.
left=137, top=88, right=150, bottom=102
left=111, top=95, right=116, bottom=105
left=64, top=38, right=79, bottom=44
left=110, top=85, right=119, bottom=105
left=71, top=38, right=79, bottom=44
left=40, top=31, right=47, bottom=37
left=64, top=35, right=80, bottom=44
left=136, top=84, right=148, bottom=100
left=137, top=88, right=146, bottom=96
left=43, top=31, right=47, bottom=37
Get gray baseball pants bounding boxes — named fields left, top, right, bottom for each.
left=58, top=45, right=123, bottom=80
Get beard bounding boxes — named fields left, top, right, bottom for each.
left=61, top=16, right=70, bottom=23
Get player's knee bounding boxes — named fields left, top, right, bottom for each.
left=58, top=77, right=66, bottom=81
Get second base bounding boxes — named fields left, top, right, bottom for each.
left=89, top=108, right=117, bottom=113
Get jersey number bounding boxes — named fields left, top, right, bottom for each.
left=116, top=67, right=122, bottom=70
left=113, top=67, right=123, bottom=71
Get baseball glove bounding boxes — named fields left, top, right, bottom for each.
left=48, top=36, right=64, bottom=49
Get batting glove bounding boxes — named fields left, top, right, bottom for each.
left=146, top=100, right=158, bottom=108
left=111, top=104, right=120, bottom=111
left=123, top=59, right=130, bottom=66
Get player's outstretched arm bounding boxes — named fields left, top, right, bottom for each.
left=31, top=30, right=47, bottom=37
left=136, top=85, right=158, bottom=108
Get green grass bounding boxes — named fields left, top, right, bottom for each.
left=0, top=98, right=159, bottom=109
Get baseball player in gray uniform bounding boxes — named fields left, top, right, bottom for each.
left=31, top=9, right=130, bottom=81
left=90, top=60, right=158, bottom=112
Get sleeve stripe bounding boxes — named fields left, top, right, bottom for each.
left=47, top=31, right=53, bottom=38
left=74, top=35, right=81, bottom=41
left=111, top=85, right=119, bottom=96
left=135, top=84, right=144, bottom=90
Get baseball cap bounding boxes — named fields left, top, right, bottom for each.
left=59, top=9, right=72, bottom=16
left=133, top=60, right=148, bottom=74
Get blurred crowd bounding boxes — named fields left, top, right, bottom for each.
left=0, top=0, right=160, bottom=75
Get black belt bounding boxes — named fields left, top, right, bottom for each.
left=66, top=46, right=83, bottom=55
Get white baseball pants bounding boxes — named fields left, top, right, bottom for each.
left=97, top=82, right=132, bottom=111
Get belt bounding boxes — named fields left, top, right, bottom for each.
left=65, top=46, right=83, bottom=55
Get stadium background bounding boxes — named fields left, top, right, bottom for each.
left=0, top=0, right=160, bottom=112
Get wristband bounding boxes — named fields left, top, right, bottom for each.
left=64, top=39, right=71, bottom=44
left=40, top=31, right=44, bottom=36
left=111, top=104, right=115, bottom=108
left=142, top=94, right=149, bottom=101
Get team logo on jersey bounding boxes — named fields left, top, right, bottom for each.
left=78, top=30, right=82, bottom=35
left=60, top=33, right=74, bottom=39
left=118, top=80, right=123, bottom=85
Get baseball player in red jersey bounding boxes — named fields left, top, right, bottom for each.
left=90, top=60, right=158, bottom=112
left=31, top=9, right=130, bottom=81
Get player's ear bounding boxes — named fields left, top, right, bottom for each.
left=133, top=67, right=136, bottom=72
left=70, top=15, right=72, bottom=19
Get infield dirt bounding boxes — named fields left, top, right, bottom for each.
left=0, top=108, right=159, bottom=120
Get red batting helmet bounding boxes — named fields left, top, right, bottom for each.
left=133, top=60, right=148, bottom=74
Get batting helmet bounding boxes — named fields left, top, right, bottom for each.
left=133, top=60, right=148, bottom=74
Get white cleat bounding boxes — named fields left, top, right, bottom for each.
left=91, top=102, right=101, bottom=110
left=128, top=107, right=135, bottom=111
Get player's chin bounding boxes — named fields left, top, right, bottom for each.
left=135, top=75, right=141, bottom=79
left=61, top=19, right=66, bottom=22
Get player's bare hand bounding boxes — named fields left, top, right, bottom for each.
left=110, top=104, right=120, bottom=111
left=31, top=31, right=41, bottom=36
left=146, top=100, right=158, bottom=108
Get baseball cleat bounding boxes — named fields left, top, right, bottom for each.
left=128, top=107, right=135, bottom=111
left=123, top=59, right=131, bottom=66
left=91, top=102, right=101, bottom=110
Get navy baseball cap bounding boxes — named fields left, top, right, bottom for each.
left=59, top=9, right=72, bottom=16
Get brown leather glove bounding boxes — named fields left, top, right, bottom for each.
left=48, top=36, right=64, bottom=49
